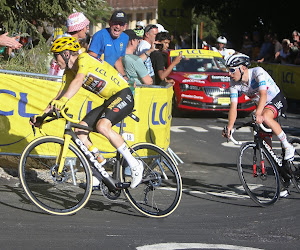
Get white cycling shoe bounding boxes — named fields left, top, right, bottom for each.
left=130, top=160, right=144, bottom=189
left=284, top=144, right=295, bottom=161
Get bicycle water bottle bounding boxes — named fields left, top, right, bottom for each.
left=89, top=145, right=106, bottom=165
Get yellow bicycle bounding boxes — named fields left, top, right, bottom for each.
left=18, top=108, right=182, bottom=217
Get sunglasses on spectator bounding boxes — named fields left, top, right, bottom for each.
left=144, top=25, right=158, bottom=33
left=111, top=21, right=126, bottom=26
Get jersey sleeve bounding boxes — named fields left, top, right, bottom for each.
left=88, top=30, right=104, bottom=58
left=135, top=57, right=149, bottom=78
left=255, top=67, right=267, bottom=91
left=230, top=83, right=239, bottom=103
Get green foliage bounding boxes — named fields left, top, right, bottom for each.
left=0, top=40, right=51, bottom=74
left=0, top=0, right=112, bottom=36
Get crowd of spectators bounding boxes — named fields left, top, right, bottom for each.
left=2, top=9, right=300, bottom=87
left=239, top=30, right=300, bottom=65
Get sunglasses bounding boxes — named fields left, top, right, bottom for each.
left=144, top=25, right=158, bottom=33
left=228, top=67, right=240, bottom=73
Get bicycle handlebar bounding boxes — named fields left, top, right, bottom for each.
left=226, top=120, right=273, bottom=145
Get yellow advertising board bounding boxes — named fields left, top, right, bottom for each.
left=0, top=73, right=173, bottom=157
left=259, top=63, right=300, bottom=101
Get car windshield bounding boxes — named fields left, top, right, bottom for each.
left=171, top=56, right=228, bottom=73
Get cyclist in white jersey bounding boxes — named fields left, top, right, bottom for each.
left=223, top=53, right=295, bottom=161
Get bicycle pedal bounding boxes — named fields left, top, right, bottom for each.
left=115, top=182, right=130, bottom=189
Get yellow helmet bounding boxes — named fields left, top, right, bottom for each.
left=50, top=37, right=81, bottom=53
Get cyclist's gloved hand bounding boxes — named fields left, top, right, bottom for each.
left=51, top=96, right=69, bottom=110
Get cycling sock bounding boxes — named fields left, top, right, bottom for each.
left=117, top=142, right=139, bottom=167
left=277, top=131, right=290, bottom=148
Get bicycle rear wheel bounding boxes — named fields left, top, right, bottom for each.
left=237, top=142, right=280, bottom=207
left=19, top=136, right=92, bottom=215
left=120, top=143, right=182, bottom=218
left=288, top=137, right=300, bottom=192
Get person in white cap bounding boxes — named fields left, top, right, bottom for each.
left=155, top=24, right=168, bottom=33
left=134, top=21, right=145, bottom=37
left=213, top=36, right=229, bottom=57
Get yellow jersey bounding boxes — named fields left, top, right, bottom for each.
left=62, top=52, right=129, bottom=99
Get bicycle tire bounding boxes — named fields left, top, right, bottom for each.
left=237, top=142, right=280, bottom=207
left=288, top=137, right=300, bottom=192
left=19, top=136, right=93, bottom=215
left=120, top=143, right=182, bottom=218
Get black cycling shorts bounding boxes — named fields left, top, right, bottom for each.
left=265, top=92, right=287, bottom=118
left=83, top=87, right=134, bottom=130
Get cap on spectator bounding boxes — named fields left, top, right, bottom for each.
left=110, top=10, right=127, bottom=23
left=124, top=29, right=142, bottom=40
left=155, top=24, right=168, bottom=33
left=67, top=12, right=90, bottom=33
left=136, top=21, right=145, bottom=28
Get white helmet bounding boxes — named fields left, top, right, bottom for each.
left=156, top=23, right=168, bottom=33
left=217, top=36, right=227, bottom=44
left=225, top=53, right=251, bottom=68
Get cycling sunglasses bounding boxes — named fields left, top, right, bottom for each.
left=144, top=24, right=158, bottom=33
left=228, top=66, right=240, bottom=73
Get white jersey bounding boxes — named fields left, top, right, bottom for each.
left=230, top=67, right=280, bottom=105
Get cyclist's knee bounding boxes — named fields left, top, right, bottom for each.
left=96, top=119, right=112, bottom=136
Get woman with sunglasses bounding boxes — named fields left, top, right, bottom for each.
left=223, top=53, right=295, bottom=161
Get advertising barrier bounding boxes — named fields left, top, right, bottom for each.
left=259, top=63, right=300, bottom=101
left=0, top=73, right=173, bottom=157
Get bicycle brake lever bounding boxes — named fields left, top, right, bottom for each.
left=30, top=116, right=36, bottom=136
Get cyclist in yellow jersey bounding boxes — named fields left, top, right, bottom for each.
left=31, top=37, right=143, bottom=188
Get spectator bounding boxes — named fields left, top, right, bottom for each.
left=135, top=24, right=159, bottom=83
left=88, top=10, right=129, bottom=78
left=66, top=12, right=90, bottom=50
left=292, top=30, right=300, bottom=48
left=0, top=32, right=22, bottom=49
left=212, top=36, right=226, bottom=57
left=272, top=33, right=282, bottom=58
left=133, top=21, right=145, bottom=38
left=122, top=29, right=153, bottom=85
left=49, top=12, right=90, bottom=77
left=257, top=33, right=274, bottom=63
left=252, top=31, right=261, bottom=60
left=274, top=39, right=298, bottom=64
left=240, top=32, right=253, bottom=57
left=150, top=32, right=182, bottom=85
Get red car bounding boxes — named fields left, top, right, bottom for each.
left=167, top=49, right=256, bottom=114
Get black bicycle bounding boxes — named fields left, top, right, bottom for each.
left=19, top=108, right=182, bottom=217
left=227, top=116, right=300, bottom=207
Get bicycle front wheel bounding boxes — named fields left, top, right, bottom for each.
left=237, top=142, right=280, bottom=207
left=19, top=136, right=93, bottom=215
left=288, top=137, right=300, bottom=192
left=120, top=143, right=182, bottom=218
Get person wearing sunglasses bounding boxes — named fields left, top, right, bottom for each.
left=223, top=53, right=295, bottom=161
left=135, top=24, right=159, bottom=84
left=88, top=10, right=129, bottom=79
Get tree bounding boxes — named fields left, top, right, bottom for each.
left=0, top=0, right=112, bottom=40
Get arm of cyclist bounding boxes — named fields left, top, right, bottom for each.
left=255, top=89, right=267, bottom=124
left=223, top=101, right=238, bottom=138
left=51, top=73, right=85, bottom=109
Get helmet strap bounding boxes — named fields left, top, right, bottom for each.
left=59, top=50, right=71, bottom=69
left=239, top=67, right=244, bottom=82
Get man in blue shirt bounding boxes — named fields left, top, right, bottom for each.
left=88, top=10, right=129, bottom=79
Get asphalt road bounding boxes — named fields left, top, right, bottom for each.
left=0, top=106, right=299, bottom=249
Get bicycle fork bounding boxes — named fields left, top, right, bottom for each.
left=252, top=147, right=266, bottom=177
left=56, top=134, right=72, bottom=175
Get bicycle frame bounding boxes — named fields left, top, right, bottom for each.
left=57, top=118, right=123, bottom=191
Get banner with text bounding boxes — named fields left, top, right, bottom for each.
left=259, top=63, right=300, bottom=100
left=0, top=73, right=173, bottom=156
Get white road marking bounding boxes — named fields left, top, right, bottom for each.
left=171, top=126, right=208, bottom=133
left=137, top=242, right=262, bottom=250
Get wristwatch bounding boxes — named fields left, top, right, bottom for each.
left=144, top=52, right=150, bottom=57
